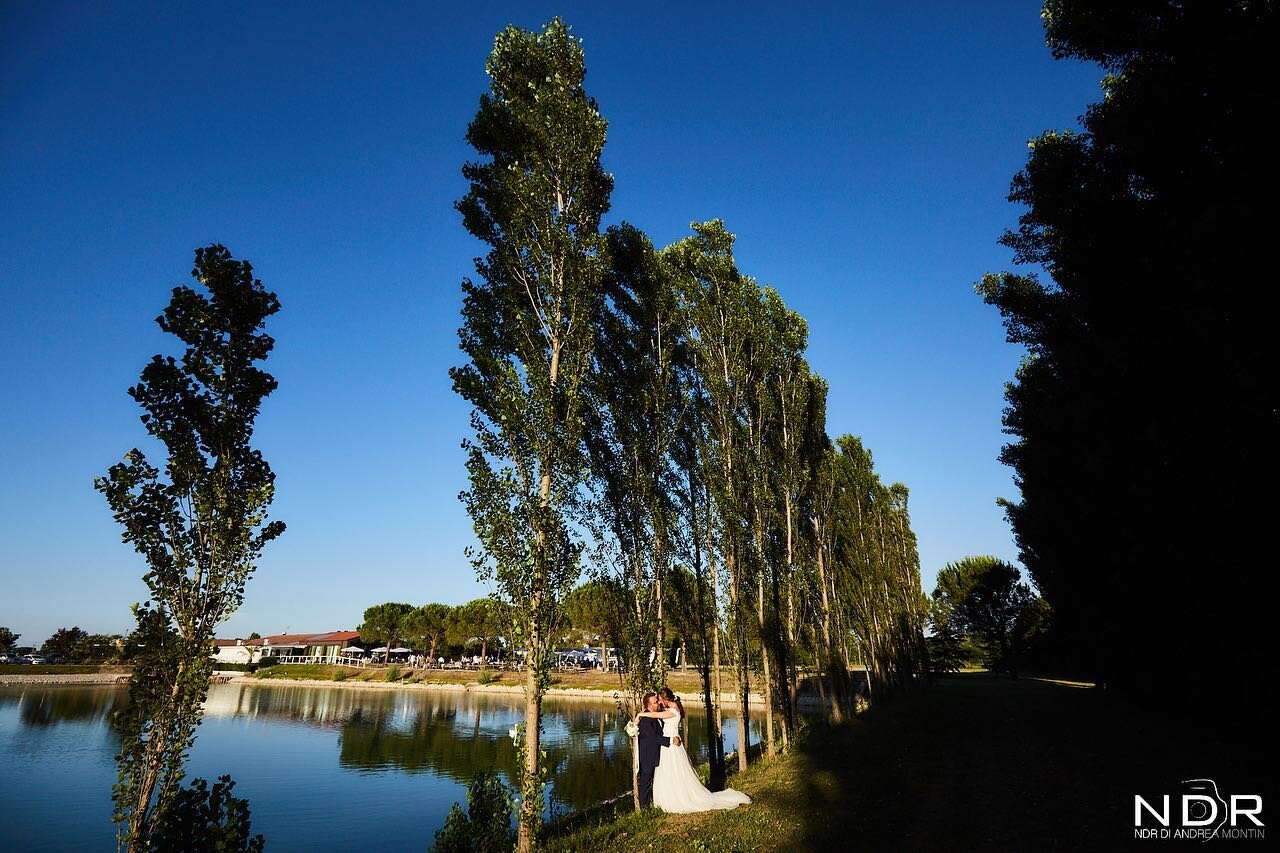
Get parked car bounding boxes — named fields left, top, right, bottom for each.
left=45, top=653, right=67, bottom=664
left=0, top=652, right=25, bottom=665
left=24, top=654, right=47, bottom=665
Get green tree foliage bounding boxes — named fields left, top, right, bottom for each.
left=581, top=221, right=714, bottom=799
left=358, top=602, right=415, bottom=663
left=660, top=565, right=702, bottom=669
left=976, top=1, right=1274, bottom=709
left=76, top=634, right=126, bottom=663
left=563, top=579, right=622, bottom=666
left=931, top=556, right=1040, bottom=678
left=95, top=245, right=282, bottom=851
left=584, top=224, right=685, bottom=693
left=448, top=598, right=505, bottom=661
left=450, top=19, right=611, bottom=850
left=431, top=771, right=515, bottom=853
left=447, top=19, right=931, bottom=818
left=144, top=775, right=263, bottom=853
left=402, top=603, right=452, bottom=663
left=0, top=627, right=18, bottom=653
left=665, top=219, right=764, bottom=773
left=925, top=633, right=971, bottom=674
left=42, top=626, right=90, bottom=658
left=820, top=437, right=927, bottom=702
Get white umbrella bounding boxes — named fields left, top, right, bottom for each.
left=340, top=646, right=364, bottom=653
left=370, top=647, right=389, bottom=654
left=390, top=647, right=412, bottom=654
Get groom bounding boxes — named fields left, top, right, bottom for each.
left=636, top=692, right=680, bottom=808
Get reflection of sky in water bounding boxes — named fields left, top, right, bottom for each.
left=0, top=683, right=764, bottom=851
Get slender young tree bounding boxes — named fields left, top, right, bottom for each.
left=670, top=369, right=727, bottom=789
left=450, top=19, right=611, bottom=851
left=95, top=245, right=283, bottom=851
left=583, top=222, right=687, bottom=773
left=765, top=301, right=816, bottom=746
left=666, top=220, right=761, bottom=772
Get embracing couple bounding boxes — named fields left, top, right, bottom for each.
left=633, top=687, right=752, bottom=814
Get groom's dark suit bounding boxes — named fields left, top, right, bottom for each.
left=637, top=716, right=671, bottom=808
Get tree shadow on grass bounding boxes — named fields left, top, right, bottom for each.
left=793, top=671, right=1268, bottom=851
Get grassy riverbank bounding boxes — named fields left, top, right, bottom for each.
left=249, top=664, right=711, bottom=694
left=544, top=671, right=1267, bottom=851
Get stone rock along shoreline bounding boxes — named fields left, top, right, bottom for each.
left=0, top=673, right=131, bottom=686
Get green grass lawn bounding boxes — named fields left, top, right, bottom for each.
left=545, top=672, right=1268, bottom=852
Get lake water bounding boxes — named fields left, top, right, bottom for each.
left=0, top=682, right=760, bottom=851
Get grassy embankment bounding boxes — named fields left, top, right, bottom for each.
left=543, top=671, right=1266, bottom=852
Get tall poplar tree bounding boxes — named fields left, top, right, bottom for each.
left=667, top=220, right=759, bottom=772
left=450, top=19, right=611, bottom=851
left=976, top=0, right=1274, bottom=719
left=764, top=296, right=815, bottom=746
left=96, top=245, right=282, bottom=851
left=584, top=225, right=683, bottom=687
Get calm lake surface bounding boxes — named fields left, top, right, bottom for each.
left=0, top=682, right=760, bottom=851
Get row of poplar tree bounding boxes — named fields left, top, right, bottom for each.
left=90, top=17, right=928, bottom=853
left=450, top=19, right=925, bottom=850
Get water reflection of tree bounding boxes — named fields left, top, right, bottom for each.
left=211, top=687, right=761, bottom=813
left=14, top=686, right=123, bottom=728
left=337, top=705, right=519, bottom=780
left=541, top=706, right=632, bottom=813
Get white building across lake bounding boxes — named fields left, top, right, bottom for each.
left=211, top=631, right=367, bottom=666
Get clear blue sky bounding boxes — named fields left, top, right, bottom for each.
left=0, top=1, right=1099, bottom=647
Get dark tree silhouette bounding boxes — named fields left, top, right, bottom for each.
left=977, top=1, right=1275, bottom=718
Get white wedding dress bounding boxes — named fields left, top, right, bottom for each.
left=652, top=710, right=752, bottom=813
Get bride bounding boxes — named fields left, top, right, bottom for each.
left=635, top=688, right=752, bottom=813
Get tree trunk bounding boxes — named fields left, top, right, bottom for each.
left=701, top=494, right=725, bottom=790
left=757, top=570, right=775, bottom=759
left=713, top=620, right=724, bottom=774
left=519, top=663, right=542, bottom=853
left=737, top=657, right=750, bottom=772
left=631, top=724, right=641, bottom=811
left=813, top=622, right=828, bottom=717
left=813, top=523, right=844, bottom=723
left=654, top=522, right=667, bottom=687
left=126, top=655, right=192, bottom=851
left=726, top=545, right=750, bottom=773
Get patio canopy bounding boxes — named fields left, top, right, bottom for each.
left=390, top=647, right=412, bottom=653
left=339, top=646, right=364, bottom=653
left=369, top=647, right=389, bottom=653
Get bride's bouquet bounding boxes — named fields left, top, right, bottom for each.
left=625, top=719, right=638, bottom=738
